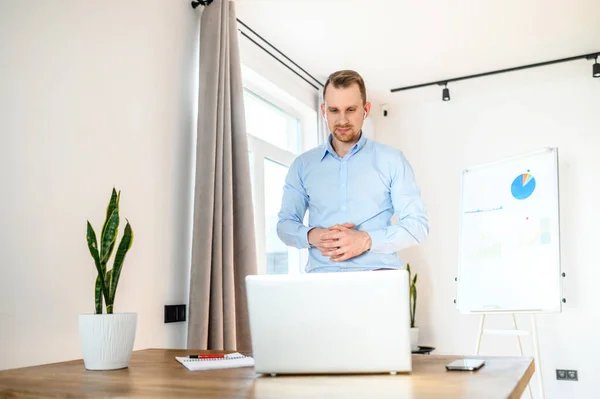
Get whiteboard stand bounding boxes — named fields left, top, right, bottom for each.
left=474, top=313, right=543, bottom=399
left=457, top=147, right=561, bottom=399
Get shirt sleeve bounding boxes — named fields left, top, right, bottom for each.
left=276, top=156, right=311, bottom=249
left=366, top=152, right=429, bottom=254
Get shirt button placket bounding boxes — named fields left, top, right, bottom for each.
left=340, top=160, right=347, bottom=213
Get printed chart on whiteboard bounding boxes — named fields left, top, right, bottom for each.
left=458, top=148, right=561, bottom=313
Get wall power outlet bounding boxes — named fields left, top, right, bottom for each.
left=556, top=369, right=578, bottom=381
left=164, top=304, right=186, bottom=323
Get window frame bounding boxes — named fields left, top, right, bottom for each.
left=248, top=135, right=299, bottom=275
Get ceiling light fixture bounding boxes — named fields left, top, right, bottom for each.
left=442, top=83, right=450, bottom=101
left=391, top=51, right=600, bottom=98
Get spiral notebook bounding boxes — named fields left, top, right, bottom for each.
left=175, top=353, right=255, bottom=371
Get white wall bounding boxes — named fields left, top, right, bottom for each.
left=374, top=60, right=600, bottom=398
left=0, top=1, right=200, bottom=369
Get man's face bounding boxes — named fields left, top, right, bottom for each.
left=321, top=83, right=371, bottom=143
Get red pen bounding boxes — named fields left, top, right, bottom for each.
left=188, top=354, right=225, bottom=359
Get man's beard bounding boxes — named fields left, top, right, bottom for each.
left=332, top=125, right=359, bottom=143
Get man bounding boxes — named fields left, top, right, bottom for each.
left=276, top=69, right=428, bottom=273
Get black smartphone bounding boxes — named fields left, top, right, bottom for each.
left=445, top=358, right=486, bottom=371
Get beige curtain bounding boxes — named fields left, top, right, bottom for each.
left=187, top=0, right=257, bottom=352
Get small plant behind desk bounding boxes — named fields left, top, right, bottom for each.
left=406, top=263, right=417, bottom=328
left=406, top=263, right=419, bottom=351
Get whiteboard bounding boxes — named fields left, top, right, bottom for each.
left=456, top=147, right=562, bottom=314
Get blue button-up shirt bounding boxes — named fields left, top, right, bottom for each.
left=277, top=132, right=429, bottom=273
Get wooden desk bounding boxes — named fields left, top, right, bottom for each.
left=0, top=349, right=534, bottom=399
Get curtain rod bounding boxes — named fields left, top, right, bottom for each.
left=391, top=51, right=600, bottom=93
left=191, top=0, right=324, bottom=91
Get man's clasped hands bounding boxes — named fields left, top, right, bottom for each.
left=307, top=222, right=372, bottom=262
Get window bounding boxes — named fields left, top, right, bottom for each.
left=242, top=66, right=317, bottom=275
left=264, top=158, right=293, bottom=274
left=243, top=90, right=300, bottom=155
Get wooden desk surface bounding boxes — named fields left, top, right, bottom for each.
left=0, top=349, right=534, bottom=399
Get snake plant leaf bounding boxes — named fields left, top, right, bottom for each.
left=87, top=221, right=108, bottom=300
left=95, top=275, right=103, bottom=314
left=102, top=239, right=116, bottom=274
left=100, top=208, right=119, bottom=265
left=106, top=269, right=114, bottom=291
left=411, top=286, right=417, bottom=327
left=100, top=188, right=119, bottom=247
left=413, top=274, right=418, bottom=285
left=101, top=189, right=120, bottom=267
left=105, top=269, right=114, bottom=314
left=108, top=220, right=133, bottom=308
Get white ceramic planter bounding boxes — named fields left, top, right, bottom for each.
left=79, top=313, right=137, bottom=370
left=410, top=327, right=419, bottom=351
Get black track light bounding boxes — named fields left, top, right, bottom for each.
left=392, top=51, right=600, bottom=95
left=442, top=83, right=450, bottom=101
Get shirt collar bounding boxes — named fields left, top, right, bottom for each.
left=321, top=131, right=368, bottom=161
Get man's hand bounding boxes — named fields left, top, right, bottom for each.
left=308, top=223, right=354, bottom=255
left=319, top=227, right=372, bottom=262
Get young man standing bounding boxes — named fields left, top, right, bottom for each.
left=277, top=70, right=429, bottom=273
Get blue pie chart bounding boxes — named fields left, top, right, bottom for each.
left=511, top=173, right=536, bottom=200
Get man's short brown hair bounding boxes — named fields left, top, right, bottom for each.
left=323, top=70, right=367, bottom=105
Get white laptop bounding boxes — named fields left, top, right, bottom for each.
left=245, top=269, right=412, bottom=376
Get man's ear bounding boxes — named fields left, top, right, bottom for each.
left=320, top=103, right=327, bottom=120
left=363, top=101, right=372, bottom=119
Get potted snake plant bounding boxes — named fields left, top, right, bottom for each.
left=407, top=263, right=419, bottom=351
left=79, top=188, right=136, bottom=370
